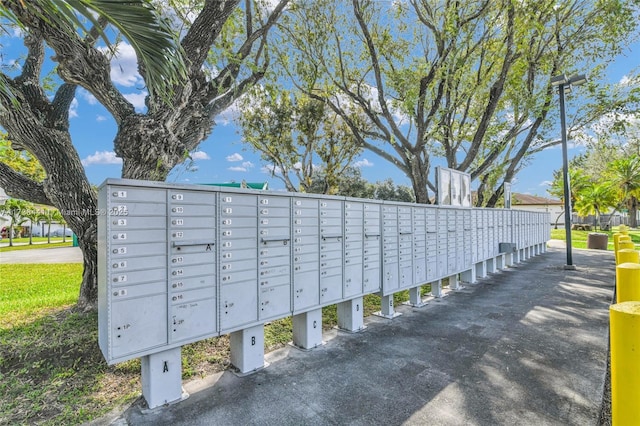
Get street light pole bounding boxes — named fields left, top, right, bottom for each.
left=551, top=73, right=587, bottom=270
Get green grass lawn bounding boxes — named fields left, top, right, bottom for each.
left=549, top=227, right=640, bottom=250
left=0, top=263, right=436, bottom=424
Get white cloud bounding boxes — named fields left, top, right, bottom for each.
left=229, top=166, right=248, bottom=172
left=353, top=158, right=374, bottom=168
left=69, top=98, right=79, bottom=118
left=190, top=150, right=211, bottom=160
left=96, top=115, right=107, bottom=122
left=226, top=153, right=243, bottom=162
left=242, top=161, right=254, bottom=168
left=81, top=151, right=123, bottom=166
left=101, top=43, right=142, bottom=87
left=540, top=181, right=552, bottom=187
left=216, top=100, right=241, bottom=126
left=123, top=92, right=147, bottom=110
left=78, top=88, right=98, bottom=105
left=262, top=164, right=281, bottom=174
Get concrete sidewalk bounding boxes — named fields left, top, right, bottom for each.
left=110, top=246, right=614, bottom=426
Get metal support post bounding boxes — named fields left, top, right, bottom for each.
left=404, top=286, right=428, bottom=308
left=374, top=294, right=402, bottom=319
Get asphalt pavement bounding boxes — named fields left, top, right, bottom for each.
left=97, top=245, right=614, bottom=426
left=0, top=245, right=83, bottom=263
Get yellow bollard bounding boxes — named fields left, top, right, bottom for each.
left=617, top=249, right=640, bottom=265
left=617, top=241, right=636, bottom=264
left=619, top=235, right=631, bottom=244
left=619, top=224, right=629, bottom=234
left=616, top=263, right=640, bottom=303
left=610, top=302, right=640, bottom=425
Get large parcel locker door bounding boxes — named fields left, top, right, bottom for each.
left=98, top=184, right=168, bottom=364
left=446, top=208, right=458, bottom=274
left=219, top=193, right=258, bottom=333
left=382, top=204, right=399, bottom=295
left=462, top=209, right=472, bottom=269
left=319, top=199, right=344, bottom=305
left=436, top=209, right=448, bottom=278
left=168, top=189, right=217, bottom=345
left=344, top=201, right=364, bottom=298
left=258, top=195, right=292, bottom=321
left=363, top=202, right=382, bottom=293
left=425, top=207, right=438, bottom=281
left=470, top=209, right=479, bottom=263
left=412, top=206, right=427, bottom=285
left=292, top=197, right=320, bottom=313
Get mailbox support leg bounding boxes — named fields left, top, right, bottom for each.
left=431, top=280, right=444, bottom=298
left=404, top=287, right=427, bottom=308
left=461, top=268, right=477, bottom=284
left=337, top=297, right=366, bottom=332
left=487, top=257, right=497, bottom=274
left=141, top=347, right=185, bottom=409
left=374, top=294, right=402, bottom=319
left=292, top=309, right=324, bottom=349
left=448, top=274, right=463, bottom=291
left=230, top=324, right=266, bottom=375
left=496, top=254, right=506, bottom=270
left=516, top=250, right=522, bottom=263
left=475, top=261, right=487, bottom=279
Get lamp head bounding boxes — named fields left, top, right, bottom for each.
left=551, top=74, right=568, bottom=86
left=568, top=74, right=587, bottom=86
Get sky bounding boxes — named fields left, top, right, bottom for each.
left=1, top=22, right=639, bottom=200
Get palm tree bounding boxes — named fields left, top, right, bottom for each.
left=52, top=210, right=68, bottom=242
left=41, top=208, right=56, bottom=244
left=21, top=203, right=44, bottom=245
left=1, top=0, right=185, bottom=102
left=574, top=182, right=617, bottom=230
left=607, top=156, right=640, bottom=228
left=0, top=198, right=28, bottom=246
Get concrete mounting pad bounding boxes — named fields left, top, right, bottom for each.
left=106, top=246, right=615, bottom=426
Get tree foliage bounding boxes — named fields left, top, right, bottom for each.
left=273, top=0, right=639, bottom=205
left=0, top=0, right=289, bottom=309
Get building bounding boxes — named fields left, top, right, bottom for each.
left=511, top=193, right=564, bottom=225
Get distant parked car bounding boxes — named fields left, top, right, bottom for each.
left=47, top=229, right=74, bottom=237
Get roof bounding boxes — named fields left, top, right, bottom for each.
left=512, top=193, right=561, bottom=206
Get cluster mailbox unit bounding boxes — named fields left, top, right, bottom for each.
left=97, top=179, right=550, bottom=408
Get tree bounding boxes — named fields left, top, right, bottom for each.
left=52, top=210, right=69, bottom=243
left=275, top=0, right=638, bottom=205
left=608, top=156, right=640, bottom=228
left=573, top=182, right=617, bottom=230
left=237, top=86, right=362, bottom=194
left=0, top=0, right=290, bottom=309
left=21, top=202, right=43, bottom=245
left=0, top=198, right=27, bottom=246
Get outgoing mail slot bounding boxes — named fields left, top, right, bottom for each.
left=170, top=286, right=215, bottom=305
left=108, top=294, right=167, bottom=361
left=168, top=190, right=216, bottom=205
left=110, top=281, right=165, bottom=300
left=220, top=281, right=258, bottom=332
left=109, top=187, right=166, bottom=203
left=169, top=297, right=217, bottom=344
